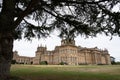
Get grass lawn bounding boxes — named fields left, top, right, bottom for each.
left=10, top=65, right=120, bottom=80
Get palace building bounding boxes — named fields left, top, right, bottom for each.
left=13, top=38, right=111, bottom=65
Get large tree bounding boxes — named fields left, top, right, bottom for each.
left=0, top=0, right=120, bottom=79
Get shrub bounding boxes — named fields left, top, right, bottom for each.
left=59, top=62, right=68, bottom=65
left=11, top=60, right=16, bottom=64
left=111, top=61, right=116, bottom=65
left=40, top=61, right=48, bottom=65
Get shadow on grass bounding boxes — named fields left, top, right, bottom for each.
left=9, top=76, right=25, bottom=80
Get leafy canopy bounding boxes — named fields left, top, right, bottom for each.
left=0, top=0, right=120, bottom=40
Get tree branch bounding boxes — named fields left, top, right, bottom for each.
left=13, top=0, right=39, bottom=29
left=52, top=0, right=110, bottom=5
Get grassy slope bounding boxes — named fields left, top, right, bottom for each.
left=10, top=65, right=120, bottom=80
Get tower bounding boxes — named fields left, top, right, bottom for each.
left=33, top=45, right=47, bottom=64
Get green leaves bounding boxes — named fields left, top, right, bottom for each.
left=20, top=22, right=51, bottom=40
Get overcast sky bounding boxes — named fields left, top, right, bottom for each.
left=13, top=32, right=120, bottom=62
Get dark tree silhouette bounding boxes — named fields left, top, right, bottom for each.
left=0, top=0, right=120, bottom=79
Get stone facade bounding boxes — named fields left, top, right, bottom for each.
left=13, top=51, right=34, bottom=64
left=13, top=39, right=111, bottom=65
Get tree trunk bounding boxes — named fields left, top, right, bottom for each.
left=0, top=32, right=14, bottom=80
left=0, top=62, right=11, bottom=80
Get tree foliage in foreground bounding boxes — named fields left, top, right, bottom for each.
left=0, top=0, right=120, bottom=79
left=0, top=0, right=120, bottom=40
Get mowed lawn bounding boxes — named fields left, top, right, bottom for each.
left=10, top=65, right=120, bottom=80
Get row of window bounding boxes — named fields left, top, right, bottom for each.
left=59, top=49, right=77, bottom=54
left=16, top=58, right=31, bottom=62
left=61, top=57, right=77, bottom=62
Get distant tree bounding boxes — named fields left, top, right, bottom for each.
left=0, top=0, right=120, bottom=79
left=116, top=62, right=120, bottom=65
left=110, top=56, right=116, bottom=65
